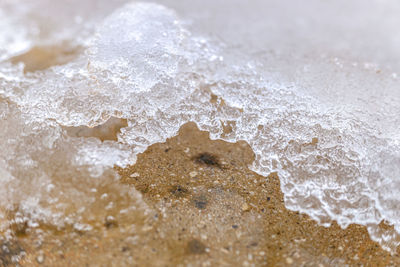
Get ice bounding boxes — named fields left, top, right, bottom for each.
left=1, top=0, right=400, bottom=253
left=89, top=2, right=187, bottom=91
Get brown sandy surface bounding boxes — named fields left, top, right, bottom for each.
left=2, top=123, right=400, bottom=266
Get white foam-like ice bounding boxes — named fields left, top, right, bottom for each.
left=90, top=3, right=186, bottom=90
left=1, top=0, right=400, bottom=252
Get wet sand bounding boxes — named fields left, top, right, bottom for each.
left=2, top=122, right=400, bottom=266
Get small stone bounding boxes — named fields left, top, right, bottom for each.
left=189, top=171, right=198, bottom=178
left=221, top=247, right=230, bottom=254
left=286, top=257, right=293, bottom=264
left=130, top=172, right=140, bottom=178
left=142, top=225, right=153, bottom=232
left=193, top=195, right=208, bottom=209
left=241, top=203, right=250, bottom=212
left=170, top=185, right=188, bottom=197
left=36, top=254, right=45, bottom=264
left=104, top=215, right=118, bottom=229
left=311, top=137, right=318, bottom=145
left=194, top=153, right=220, bottom=167
left=187, top=239, right=206, bottom=254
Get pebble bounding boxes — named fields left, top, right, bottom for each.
left=36, top=254, right=45, bottom=264
left=221, top=247, right=230, bottom=254
left=130, top=172, right=140, bottom=178
left=286, top=257, right=293, bottom=264
left=241, top=203, right=250, bottom=212
left=104, top=215, right=118, bottom=228
left=189, top=171, right=198, bottom=178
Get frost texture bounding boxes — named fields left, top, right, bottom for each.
left=1, top=0, right=400, bottom=252
left=90, top=3, right=186, bottom=90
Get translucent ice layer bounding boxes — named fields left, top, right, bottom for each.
left=1, top=0, right=400, bottom=252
